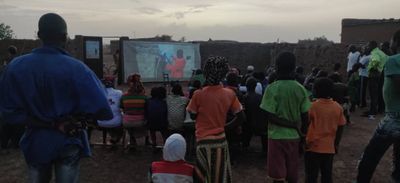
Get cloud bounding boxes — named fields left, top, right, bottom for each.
left=167, top=4, right=212, bottom=19
left=136, top=7, right=163, bottom=15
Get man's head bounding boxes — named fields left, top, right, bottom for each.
left=348, top=45, right=357, bottom=53
left=171, top=83, right=184, bottom=96
left=368, top=41, right=378, bottom=51
left=381, top=41, right=391, bottom=55
left=203, top=56, right=229, bottom=85
left=275, top=52, right=296, bottom=79
left=226, top=72, right=239, bottom=87
left=391, top=29, right=400, bottom=54
left=246, top=77, right=257, bottom=93
left=37, top=13, right=68, bottom=46
left=313, top=77, right=334, bottom=99
left=177, top=49, right=184, bottom=58
left=7, top=46, right=17, bottom=56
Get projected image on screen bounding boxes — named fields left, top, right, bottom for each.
left=123, top=41, right=201, bottom=82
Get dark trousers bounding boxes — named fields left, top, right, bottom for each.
left=0, top=123, right=25, bottom=149
left=378, top=73, right=385, bottom=112
left=368, top=76, right=380, bottom=115
left=357, top=115, right=400, bottom=182
left=360, top=76, right=368, bottom=107
left=304, top=151, right=334, bottom=183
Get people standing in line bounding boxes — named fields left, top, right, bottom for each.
left=97, top=76, right=123, bottom=149
left=242, top=77, right=268, bottom=152
left=146, top=87, right=169, bottom=150
left=187, top=56, right=245, bottom=183
left=364, top=41, right=388, bottom=117
left=166, top=83, right=189, bottom=135
left=260, top=52, right=311, bottom=183
left=356, top=30, right=400, bottom=183
left=0, top=13, right=113, bottom=183
left=359, top=46, right=371, bottom=109
left=346, top=45, right=361, bottom=78
left=305, top=78, right=346, bottom=183
left=120, top=73, right=148, bottom=151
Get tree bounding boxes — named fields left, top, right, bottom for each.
left=298, top=36, right=334, bottom=46
left=0, top=23, right=15, bottom=40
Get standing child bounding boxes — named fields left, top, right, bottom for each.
left=260, top=52, right=311, bottom=183
left=305, top=78, right=346, bottom=183
left=146, top=87, right=169, bottom=149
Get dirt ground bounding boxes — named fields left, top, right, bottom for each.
left=0, top=109, right=393, bottom=183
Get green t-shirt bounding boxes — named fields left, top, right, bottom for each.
left=260, top=80, right=311, bottom=139
left=383, top=54, right=400, bottom=113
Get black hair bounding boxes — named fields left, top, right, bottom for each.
left=368, top=41, right=378, bottom=50
left=275, top=52, right=296, bottom=79
left=246, top=77, right=257, bottom=92
left=8, top=46, right=17, bottom=55
left=226, top=72, right=239, bottom=87
left=349, top=45, right=357, bottom=53
left=150, top=87, right=159, bottom=98
left=192, top=80, right=201, bottom=89
left=313, top=77, right=334, bottom=99
left=328, top=73, right=342, bottom=83
left=333, top=63, right=341, bottom=72
left=177, top=49, right=184, bottom=58
left=158, top=86, right=167, bottom=99
left=252, top=72, right=265, bottom=82
left=171, top=84, right=184, bottom=96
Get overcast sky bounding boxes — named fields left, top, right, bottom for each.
left=0, top=0, right=399, bottom=43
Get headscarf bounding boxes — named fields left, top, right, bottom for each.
left=163, top=133, right=186, bottom=162
left=203, top=56, right=229, bottom=85
left=101, top=76, right=115, bottom=88
left=127, top=73, right=145, bottom=95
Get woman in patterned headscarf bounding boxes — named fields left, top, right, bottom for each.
left=187, top=56, right=245, bottom=183
left=120, top=73, right=147, bottom=150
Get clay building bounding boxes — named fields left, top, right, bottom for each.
left=341, top=18, right=400, bottom=45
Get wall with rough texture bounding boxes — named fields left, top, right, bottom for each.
left=0, top=39, right=348, bottom=77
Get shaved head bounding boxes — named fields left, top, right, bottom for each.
left=37, top=13, right=67, bottom=45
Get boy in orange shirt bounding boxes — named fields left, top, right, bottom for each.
left=305, top=78, right=346, bottom=183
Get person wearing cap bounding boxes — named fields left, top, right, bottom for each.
left=0, top=13, right=113, bottom=183
left=149, top=133, right=195, bottom=183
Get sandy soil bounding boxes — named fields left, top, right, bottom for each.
left=0, top=110, right=393, bottom=183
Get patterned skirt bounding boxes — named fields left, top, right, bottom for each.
left=195, top=133, right=232, bottom=183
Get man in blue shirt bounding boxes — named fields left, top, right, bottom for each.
left=0, top=13, right=113, bottom=183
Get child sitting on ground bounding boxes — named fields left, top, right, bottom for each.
left=305, top=77, right=346, bottom=183
left=149, top=133, right=195, bottom=183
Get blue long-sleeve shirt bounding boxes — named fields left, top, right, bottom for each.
left=0, top=46, right=113, bottom=166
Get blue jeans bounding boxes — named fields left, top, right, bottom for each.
left=28, top=145, right=81, bottom=183
left=357, top=113, right=400, bottom=183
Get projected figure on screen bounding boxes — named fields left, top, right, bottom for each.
left=165, top=49, right=186, bottom=78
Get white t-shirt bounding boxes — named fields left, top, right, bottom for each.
left=347, top=51, right=360, bottom=72
left=238, top=83, right=263, bottom=95
left=359, top=55, right=371, bottom=77
left=97, top=88, right=123, bottom=128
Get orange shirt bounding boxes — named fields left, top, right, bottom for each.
left=186, top=85, right=242, bottom=140
left=306, top=98, right=346, bottom=154
left=166, top=58, right=186, bottom=78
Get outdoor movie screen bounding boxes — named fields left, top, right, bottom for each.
left=122, top=41, right=201, bottom=82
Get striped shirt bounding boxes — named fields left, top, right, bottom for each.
left=120, top=94, right=147, bottom=116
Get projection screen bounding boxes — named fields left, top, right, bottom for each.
left=122, top=41, right=201, bottom=82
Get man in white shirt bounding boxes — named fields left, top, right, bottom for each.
left=359, top=47, right=371, bottom=108
left=347, top=45, right=361, bottom=77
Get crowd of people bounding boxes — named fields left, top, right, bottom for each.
left=0, top=13, right=400, bottom=183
